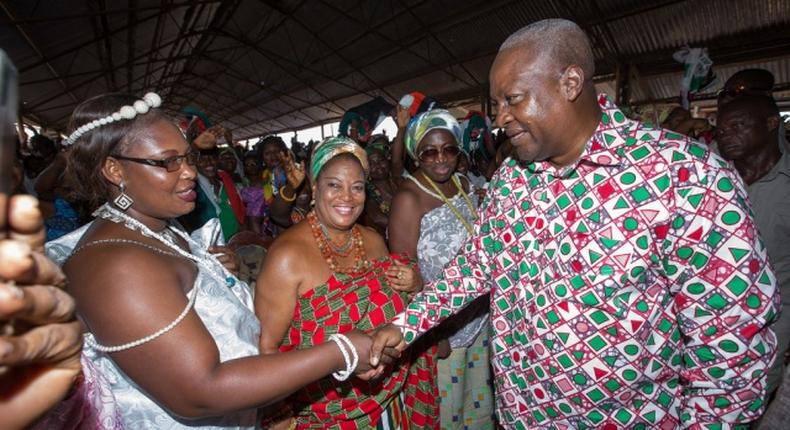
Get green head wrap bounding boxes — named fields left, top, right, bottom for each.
left=365, top=134, right=389, bottom=157
left=310, top=136, right=369, bottom=182
left=404, top=109, right=462, bottom=160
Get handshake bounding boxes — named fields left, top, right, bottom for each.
left=336, top=324, right=408, bottom=380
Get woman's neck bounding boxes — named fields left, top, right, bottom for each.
left=418, top=170, right=457, bottom=198
left=121, top=206, right=169, bottom=231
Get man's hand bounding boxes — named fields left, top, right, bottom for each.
left=369, top=324, right=406, bottom=369
left=0, top=195, right=82, bottom=430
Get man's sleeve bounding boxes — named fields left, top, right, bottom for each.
left=392, top=177, right=502, bottom=344
left=665, top=163, right=779, bottom=429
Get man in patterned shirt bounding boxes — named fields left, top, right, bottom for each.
left=370, top=19, right=779, bottom=429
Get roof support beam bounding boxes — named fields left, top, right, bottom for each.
left=0, top=1, right=79, bottom=104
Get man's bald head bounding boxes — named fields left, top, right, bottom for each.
left=498, top=19, right=595, bottom=81
left=718, top=68, right=775, bottom=106
left=725, top=69, right=774, bottom=93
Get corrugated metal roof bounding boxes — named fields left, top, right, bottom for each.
left=3, top=0, right=790, bottom=139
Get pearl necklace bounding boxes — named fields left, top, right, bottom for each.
left=84, top=204, right=236, bottom=353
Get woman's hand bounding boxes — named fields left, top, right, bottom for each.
left=280, top=152, right=306, bottom=190
left=386, top=259, right=422, bottom=293
left=0, top=195, right=83, bottom=430
left=208, top=245, right=240, bottom=277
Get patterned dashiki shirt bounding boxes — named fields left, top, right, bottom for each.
left=392, top=94, right=779, bottom=430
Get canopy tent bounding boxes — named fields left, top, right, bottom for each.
left=3, top=0, right=790, bottom=139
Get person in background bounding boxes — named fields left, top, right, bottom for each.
left=371, top=19, right=779, bottom=429
left=218, top=147, right=246, bottom=185
left=388, top=109, right=494, bottom=429
left=181, top=146, right=244, bottom=242
left=717, top=68, right=788, bottom=153
left=255, top=136, right=438, bottom=429
left=255, top=136, right=306, bottom=234
left=363, top=134, right=396, bottom=236
left=0, top=195, right=82, bottom=430
left=661, top=106, right=712, bottom=141
left=715, top=95, right=790, bottom=396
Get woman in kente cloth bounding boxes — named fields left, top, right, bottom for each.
left=255, top=136, right=440, bottom=429
left=36, top=93, right=399, bottom=429
left=388, top=109, right=495, bottom=430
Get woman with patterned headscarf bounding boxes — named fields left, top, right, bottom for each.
left=255, top=136, right=440, bottom=429
left=389, top=109, right=495, bottom=430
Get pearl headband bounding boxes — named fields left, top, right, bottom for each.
left=64, top=92, right=162, bottom=146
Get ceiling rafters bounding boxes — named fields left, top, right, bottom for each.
left=0, top=0, right=221, bottom=25
left=155, top=4, right=208, bottom=95
left=27, top=28, right=211, bottom=111
left=8, top=0, right=790, bottom=136
left=211, top=29, right=352, bottom=116
left=393, top=0, right=481, bottom=88
left=261, top=0, right=398, bottom=102
left=0, top=1, right=79, bottom=104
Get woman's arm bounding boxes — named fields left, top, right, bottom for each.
left=387, top=189, right=421, bottom=259
left=66, top=247, right=374, bottom=419
left=254, top=239, right=301, bottom=354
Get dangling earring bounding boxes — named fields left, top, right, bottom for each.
left=414, top=160, right=420, bottom=167
left=114, top=182, right=134, bottom=211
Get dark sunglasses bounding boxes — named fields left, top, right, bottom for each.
left=417, top=145, right=461, bottom=163
left=111, top=151, right=199, bottom=172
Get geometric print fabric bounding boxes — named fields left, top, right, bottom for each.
left=393, top=94, right=779, bottom=430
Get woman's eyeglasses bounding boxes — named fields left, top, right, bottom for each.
left=417, top=145, right=461, bottom=163
left=111, top=151, right=199, bottom=172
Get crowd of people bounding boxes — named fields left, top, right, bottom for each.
left=1, top=17, right=789, bottom=430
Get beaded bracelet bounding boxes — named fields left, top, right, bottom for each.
left=329, top=333, right=358, bottom=381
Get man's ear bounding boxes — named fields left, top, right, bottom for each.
left=101, top=156, right=124, bottom=187
left=560, top=64, right=585, bottom=102
left=767, top=115, right=780, bottom=134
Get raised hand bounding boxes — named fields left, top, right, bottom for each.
left=396, top=105, right=411, bottom=129
left=280, top=151, right=306, bottom=190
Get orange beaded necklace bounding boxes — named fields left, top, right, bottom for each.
left=308, top=211, right=369, bottom=274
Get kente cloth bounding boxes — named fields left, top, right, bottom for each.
left=393, top=94, right=780, bottom=429
left=309, top=136, right=369, bottom=182
left=279, top=256, right=439, bottom=430
left=404, top=109, right=462, bottom=160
